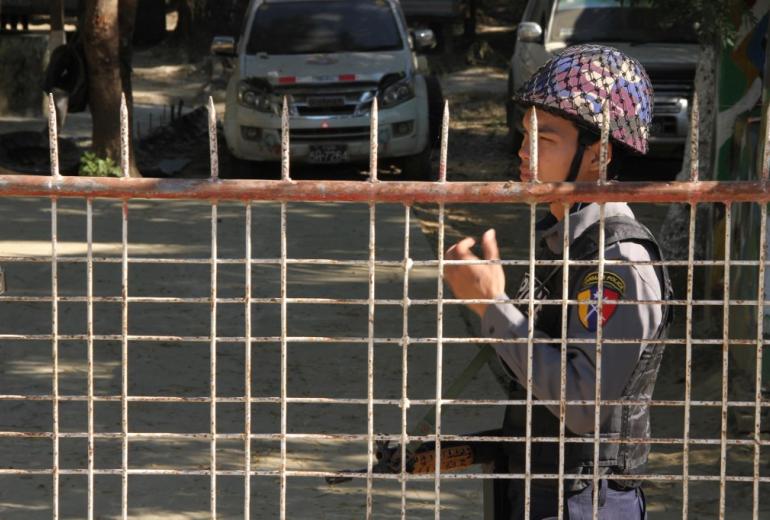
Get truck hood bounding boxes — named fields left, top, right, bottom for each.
left=241, top=52, right=411, bottom=85
left=545, top=41, right=700, bottom=70
left=608, top=42, right=700, bottom=71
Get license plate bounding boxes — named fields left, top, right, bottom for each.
left=308, top=145, right=348, bottom=164
left=308, top=96, right=346, bottom=107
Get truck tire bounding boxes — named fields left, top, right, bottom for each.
left=401, top=147, right=435, bottom=181
left=426, top=74, right=444, bottom=149
left=134, top=0, right=166, bottom=47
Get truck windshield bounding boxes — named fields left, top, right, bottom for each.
left=550, top=0, right=698, bottom=44
left=246, top=0, right=404, bottom=55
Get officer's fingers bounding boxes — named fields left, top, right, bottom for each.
left=446, top=237, right=477, bottom=260
left=481, top=229, right=500, bottom=261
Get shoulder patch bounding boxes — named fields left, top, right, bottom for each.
left=577, top=271, right=625, bottom=332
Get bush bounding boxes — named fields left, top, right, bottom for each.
left=79, top=152, right=121, bottom=177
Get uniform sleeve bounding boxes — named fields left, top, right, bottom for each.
left=481, top=242, right=664, bottom=434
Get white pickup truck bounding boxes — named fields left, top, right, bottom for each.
left=213, top=0, right=440, bottom=179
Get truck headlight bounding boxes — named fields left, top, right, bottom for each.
left=238, top=81, right=278, bottom=114
left=380, top=77, right=415, bottom=109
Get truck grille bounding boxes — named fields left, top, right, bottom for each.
left=277, top=83, right=378, bottom=117
left=290, top=126, right=371, bottom=143
left=649, top=71, right=695, bottom=114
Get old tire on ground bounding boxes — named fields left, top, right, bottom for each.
left=400, top=147, right=434, bottom=181
left=426, top=74, right=444, bottom=149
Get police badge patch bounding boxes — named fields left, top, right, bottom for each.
left=577, top=271, right=625, bottom=332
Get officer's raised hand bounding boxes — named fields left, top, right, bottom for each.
left=444, top=228, right=505, bottom=318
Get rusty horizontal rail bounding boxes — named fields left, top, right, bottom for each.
left=1, top=333, right=767, bottom=347
left=0, top=174, right=769, bottom=203
left=0, top=394, right=766, bottom=409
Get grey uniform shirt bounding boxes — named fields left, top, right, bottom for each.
left=481, top=202, right=664, bottom=434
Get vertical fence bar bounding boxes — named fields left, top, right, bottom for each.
left=682, top=93, right=700, bottom=517
left=524, top=202, right=537, bottom=520
left=365, top=101, right=378, bottom=517
left=557, top=205, right=570, bottom=520
left=599, top=104, right=609, bottom=184
left=369, top=98, right=378, bottom=183
left=591, top=110, right=610, bottom=518
left=434, top=200, right=445, bottom=519
left=282, top=98, right=291, bottom=182
left=400, top=205, right=412, bottom=519
left=48, top=94, right=59, bottom=178
left=279, top=93, right=290, bottom=519
left=279, top=202, right=288, bottom=519
left=210, top=202, right=218, bottom=517
left=753, top=202, right=766, bottom=519
left=86, top=198, right=95, bottom=520
left=120, top=94, right=130, bottom=520
left=591, top=202, right=606, bottom=520
left=689, top=92, right=700, bottom=182
left=761, top=102, right=770, bottom=183
left=438, top=101, right=449, bottom=183
left=208, top=96, right=219, bottom=518
left=209, top=98, right=219, bottom=180
left=244, top=203, right=252, bottom=518
left=47, top=93, right=60, bottom=520
left=719, top=203, right=732, bottom=520
left=682, top=202, right=697, bottom=518
left=366, top=202, right=376, bottom=518
left=760, top=106, right=770, bottom=520
left=529, top=109, right=538, bottom=183
left=433, top=107, right=450, bottom=519
left=523, top=105, right=539, bottom=520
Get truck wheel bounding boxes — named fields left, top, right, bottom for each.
left=219, top=153, right=253, bottom=179
left=401, top=147, right=435, bottom=181
left=426, top=75, right=444, bottom=149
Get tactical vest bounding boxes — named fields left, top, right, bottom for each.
left=500, top=215, right=673, bottom=489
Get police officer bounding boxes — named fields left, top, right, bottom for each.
left=444, top=45, right=672, bottom=519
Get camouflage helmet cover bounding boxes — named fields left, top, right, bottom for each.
left=513, top=44, right=654, bottom=155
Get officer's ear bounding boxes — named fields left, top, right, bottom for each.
left=588, top=141, right=613, bottom=170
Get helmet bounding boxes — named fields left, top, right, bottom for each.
left=513, top=44, right=654, bottom=155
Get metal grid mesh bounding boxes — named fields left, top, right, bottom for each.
left=0, top=94, right=767, bottom=519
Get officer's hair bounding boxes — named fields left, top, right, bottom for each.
left=576, top=127, right=627, bottom=181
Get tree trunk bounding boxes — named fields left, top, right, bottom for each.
left=82, top=0, right=140, bottom=176
left=659, top=44, right=717, bottom=264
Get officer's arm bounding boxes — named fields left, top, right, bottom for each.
left=481, top=242, right=663, bottom=434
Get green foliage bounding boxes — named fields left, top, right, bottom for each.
left=627, top=0, right=755, bottom=47
left=79, top=152, right=121, bottom=178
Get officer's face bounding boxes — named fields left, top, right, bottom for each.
left=519, top=108, right=579, bottom=184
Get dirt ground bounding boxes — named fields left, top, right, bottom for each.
left=1, top=12, right=769, bottom=519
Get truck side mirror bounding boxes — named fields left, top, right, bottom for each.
left=211, top=36, right=237, bottom=57
left=411, top=28, right=436, bottom=52
left=517, top=22, right=543, bottom=43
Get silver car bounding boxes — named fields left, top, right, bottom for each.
left=214, top=0, right=439, bottom=179
left=507, top=0, right=699, bottom=159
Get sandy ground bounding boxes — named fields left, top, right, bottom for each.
left=0, top=196, right=504, bottom=518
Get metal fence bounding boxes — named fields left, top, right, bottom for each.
left=0, top=94, right=768, bottom=519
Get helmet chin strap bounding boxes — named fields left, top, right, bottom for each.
left=565, top=142, right=586, bottom=183
left=565, top=130, right=601, bottom=215
left=566, top=129, right=601, bottom=183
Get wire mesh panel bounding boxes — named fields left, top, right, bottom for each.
left=0, top=95, right=768, bottom=519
